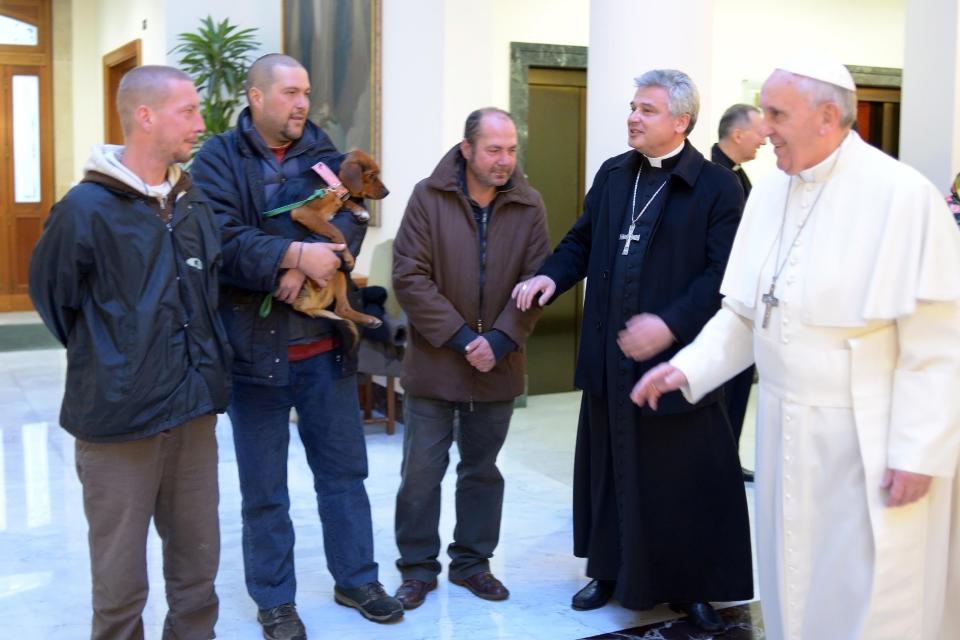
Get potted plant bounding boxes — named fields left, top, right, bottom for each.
left=171, top=16, right=260, bottom=142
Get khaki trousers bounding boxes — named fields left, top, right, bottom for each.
left=75, top=415, right=220, bottom=640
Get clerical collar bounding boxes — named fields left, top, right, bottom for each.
left=644, top=141, right=685, bottom=168
left=797, top=130, right=854, bottom=183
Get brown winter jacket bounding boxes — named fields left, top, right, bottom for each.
left=393, top=145, right=551, bottom=402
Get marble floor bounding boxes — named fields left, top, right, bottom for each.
left=0, top=313, right=760, bottom=639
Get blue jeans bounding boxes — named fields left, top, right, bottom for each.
left=228, top=351, right=378, bottom=609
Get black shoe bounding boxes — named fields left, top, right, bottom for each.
left=257, top=603, right=306, bottom=640
left=334, top=582, right=404, bottom=623
left=742, top=467, right=755, bottom=483
left=670, top=601, right=726, bottom=633
left=571, top=579, right=616, bottom=611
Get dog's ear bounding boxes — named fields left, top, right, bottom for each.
left=339, top=155, right=364, bottom=194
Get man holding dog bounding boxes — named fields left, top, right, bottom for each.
left=192, top=53, right=402, bottom=638
left=29, top=65, right=230, bottom=639
left=514, top=70, right=753, bottom=632
left=391, top=108, right=551, bottom=609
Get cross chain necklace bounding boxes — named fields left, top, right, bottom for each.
left=620, top=167, right=668, bottom=255
left=760, top=147, right=843, bottom=329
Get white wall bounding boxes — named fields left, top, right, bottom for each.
left=710, top=0, right=906, bottom=183
left=900, top=0, right=960, bottom=191
left=164, top=0, right=280, bottom=66
left=359, top=0, right=590, bottom=275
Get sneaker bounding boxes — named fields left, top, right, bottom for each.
left=257, top=602, right=306, bottom=640
left=334, top=581, right=404, bottom=623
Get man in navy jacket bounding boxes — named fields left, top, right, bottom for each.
left=192, top=54, right=402, bottom=639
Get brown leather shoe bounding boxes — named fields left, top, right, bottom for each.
left=394, top=579, right=437, bottom=610
left=450, top=572, right=510, bottom=601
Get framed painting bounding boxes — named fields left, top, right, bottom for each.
left=282, top=0, right=382, bottom=224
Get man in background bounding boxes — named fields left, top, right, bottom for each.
left=712, top=102, right=766, bottom=482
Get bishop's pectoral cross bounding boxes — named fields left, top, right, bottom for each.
left=620, top=223, right=641, bottom=255
left=761, top=282, right=779, bottom=329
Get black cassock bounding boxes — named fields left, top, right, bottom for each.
left=541, top=146, right=753, bottom=610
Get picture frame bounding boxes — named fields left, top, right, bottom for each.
left=282, top=0, right=382, bottom=225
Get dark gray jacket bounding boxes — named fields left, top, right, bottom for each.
left=29, top=156, right=231, bottom=442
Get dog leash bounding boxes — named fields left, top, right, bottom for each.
left=261, top=188, right=333, bottom=218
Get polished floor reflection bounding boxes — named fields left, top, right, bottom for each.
left=0, top=316, right=760, bottom=639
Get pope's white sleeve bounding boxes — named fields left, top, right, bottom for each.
left=887, top=300, right=960, bottom=478
left=670, top=299, right=755, bottom=404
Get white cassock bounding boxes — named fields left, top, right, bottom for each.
left=671, top=132, right=960, bottom=640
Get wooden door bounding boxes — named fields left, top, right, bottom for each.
left=524, top=67, right=587, bottom=394
left=0, top=0, right=54, bottom=311
left=103, top=40, right=141, bottom=145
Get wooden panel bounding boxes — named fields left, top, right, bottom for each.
left=0, top=0, right=50, bottom=57
left=0, top=0, right=51, bottom=311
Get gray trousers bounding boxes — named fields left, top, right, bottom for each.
left=394, top=395, right=514, bottom=582
left=75, top=415, right=220, bottom=640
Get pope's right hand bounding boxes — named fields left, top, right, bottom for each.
left=298, top=242, right=345, bottom=287
left=512, top=275, right=556, bottom=311
left=630, top=363, right=688, bottom=410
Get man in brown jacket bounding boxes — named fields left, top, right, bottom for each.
left=391, top=107, right=551, bottom=609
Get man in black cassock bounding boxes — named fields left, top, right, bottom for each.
left=514, top=69, right=753, bottom=633
left=711, top=103, right=766, bottom=483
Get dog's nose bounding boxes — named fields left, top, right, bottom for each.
left=382, top=188, right=390, bottom=197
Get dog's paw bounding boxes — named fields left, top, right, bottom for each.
left=352, top=208, right=370, bottom=222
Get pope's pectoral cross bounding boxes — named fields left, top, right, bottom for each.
left=761, top=283, right=779, bottom=329
left=620, top=223, right=641, bottom=255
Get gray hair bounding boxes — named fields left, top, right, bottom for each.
left=463, top=107, right=513, bottom=144
left=117, top=65, right=194, bottom=135
left=792, top=74, right=857, bottom=128
left=633, top=69, right=700, bottom=134
left=718, top=103, right=761, bottom=140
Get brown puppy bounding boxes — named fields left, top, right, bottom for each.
left=290, top=150, right=389, bottom=337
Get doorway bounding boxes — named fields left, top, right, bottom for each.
left=0, top=0, right=54, bottom=311
left=511, top=45, right=587, bottom=396
left=102, top=40, right=140, bottom=145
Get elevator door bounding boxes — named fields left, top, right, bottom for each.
left=524, top=67, right=586, bottom=395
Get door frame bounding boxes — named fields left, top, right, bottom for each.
left=510, top=42, right=587, bottom=172
left=0, top=0, right=54, bottom=310
left=102, top=39, right=141, bottom=145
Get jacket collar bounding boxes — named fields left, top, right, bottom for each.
left=611, top=139, right=704, bottom=187
left=425, top=144, right=540, bottom=207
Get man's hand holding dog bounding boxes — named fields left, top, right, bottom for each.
left=274, top=269, right=306, bottom=304
left=284, top=241, right=345, bottom=287
left=512, top=275, right=556, bottom=311
left=464, top=336, right=495, bottom=372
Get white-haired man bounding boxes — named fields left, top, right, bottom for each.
left=633, top=57, right=960, bottom=640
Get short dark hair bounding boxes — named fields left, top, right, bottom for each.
left=117, top=65, right=194, bottom=135
left=463, top=107, right=513, bottom=144
left=246, top=53, right=304, bottom=95
left=717, top=104, right=761, bottom=140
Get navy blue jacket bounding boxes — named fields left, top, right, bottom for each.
left=191, top=109, right=365, bottom=385
left=29, top=170, right=232, bottom=441
left=538, top=141, right=743, bottom=414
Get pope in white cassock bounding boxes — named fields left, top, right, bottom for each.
left=632, top=56, right=960, bottom=640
